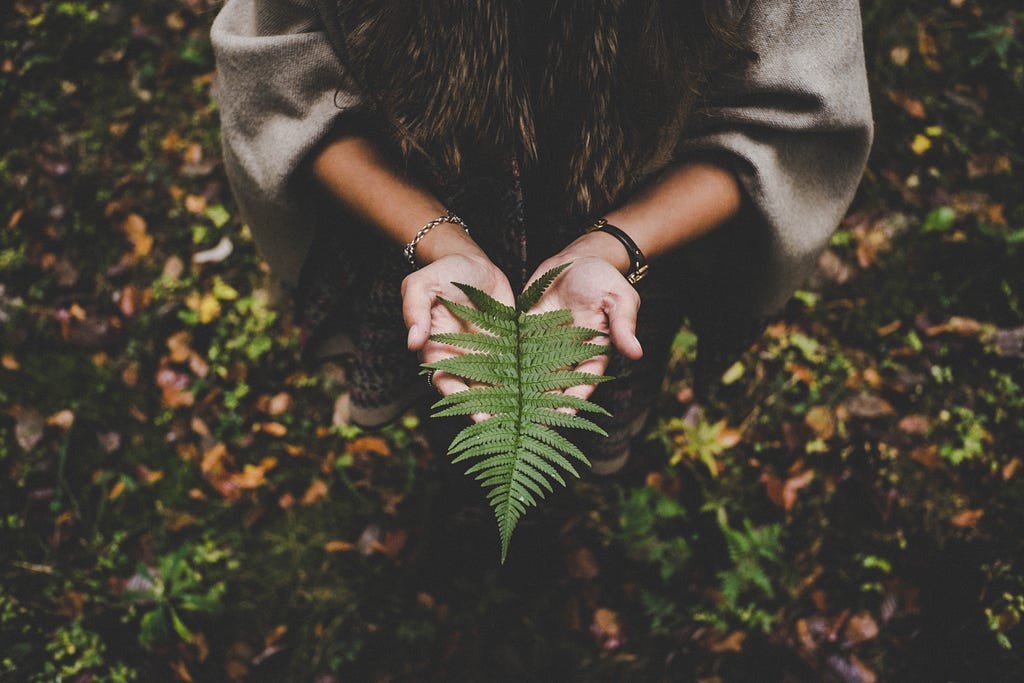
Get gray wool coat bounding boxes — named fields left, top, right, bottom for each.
left=211, top=0, right=873, bottom=315
left=211, top=0, right=873, bottom=435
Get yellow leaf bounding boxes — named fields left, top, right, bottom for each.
left=197, top=294, right=220, bottom=324
left=108, top=480, right=126, bottom=501
left=925, top=125, right=943, bottom=137
left=721, top=362, right=745, bottom=386
left=911, top=134, right=932, bottom=155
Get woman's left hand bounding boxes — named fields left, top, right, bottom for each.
left=522, top=233, right=644, bottom=402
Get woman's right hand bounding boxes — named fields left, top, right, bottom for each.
left=402, top=250, right=515, bottom=399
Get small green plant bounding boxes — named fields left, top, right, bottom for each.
left=423, top=263, right=612, bottom=562
left=715, top=508, right=784, bottom=632
left=124, top=544, right=225, bottom=650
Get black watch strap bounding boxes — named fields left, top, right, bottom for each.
left=587, top=218, right=649, bottom=285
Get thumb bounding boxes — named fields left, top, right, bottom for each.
left=402, top=276, right=434, bottom=350
left=607, top=297, right=642, bottom=360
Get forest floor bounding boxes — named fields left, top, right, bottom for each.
left=2, top=1, right=1023, bottom=681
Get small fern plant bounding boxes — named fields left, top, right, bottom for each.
left=423, top=263, right=613, bottom=562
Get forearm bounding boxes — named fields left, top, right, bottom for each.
left=561, top=161, right=743, bottom=273
left=310, top=133, right=484, bottom=265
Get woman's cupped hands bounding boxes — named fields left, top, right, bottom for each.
left=403, top=233, right=642, bottom=405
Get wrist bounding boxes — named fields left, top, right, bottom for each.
left=560, top=231, right=631, bottom=275
left=408, top=216, right=484, bottom=266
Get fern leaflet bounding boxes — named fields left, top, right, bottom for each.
left=423, top=263, right=612, bottom=562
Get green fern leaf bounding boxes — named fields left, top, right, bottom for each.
left=424, top=263, right=612, bottom=563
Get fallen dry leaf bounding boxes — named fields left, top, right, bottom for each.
left=925, top=316, right=985, bottom=337
left=119, top=213, right=152, bottom=257
left=566, top=547, right=600, bottom=580
left=950, top=509, right=984, bottom=528
left=325, top=540, right=354, bottom=553
left=845, top=393, right=895, bottom=419
left=898, top=415, right=931, bottom=435
left=706, top=630, right=746, bottom=654
left=805, top=406, right=835, bottom=440
left=266, top=392, right=292, bottom=416
left=166, top=331, right=193, bottom=363
left=910, top=446, right=940, bottom=470
left=301, top=479, right=329, bottom=506
left=346, top=435, right=391, bottom=458
left=15, top=409, right=45, bottom=452
left=783, top=470, right=815, bottom=512
left=46, top=409, right=75, bottom=431
left=844, top=612, right=880, bottom=644
left=259, top=422, right=288, bottom=438
left=590, top=608, right=624, bottom=651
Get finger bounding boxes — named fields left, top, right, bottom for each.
left=560, top=352, right=609, bottom=405
left=607, top=291, right=643, bottom=360
left=402, top=275, right=434, bottom=350
left=433, top=370, right=470, bottom=398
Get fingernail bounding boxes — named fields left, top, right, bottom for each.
left=407, top=324, right=419, bottom=346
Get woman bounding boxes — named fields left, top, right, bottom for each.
left=211, top=0, right=873, bottom=474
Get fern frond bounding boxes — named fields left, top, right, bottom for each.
left=424, top=263, right=612, bottom=563
left=517, top=262, right=572, bottom=311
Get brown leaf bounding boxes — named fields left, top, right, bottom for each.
left=135, top=465, right=164, bottom=485
left=260, top=422, right=288, bottom=438
left=325, top=540, right=354, bottom=553
left=200, top=443, right=231, bottom=477
left=1003, top=458, right=1022, bottom=481
left=346, top=435, right=391, bottom=458
left=706, top=630, right=746, bottom=654
left=967, top=153, right=1011, bottom=178
left=925, top=316, right=985, bottom=337
left=1, top=353, right=18, bottom=370
left=156, top=366, right=194, bottom=408
left=377, top=529, right=408, bottom=558
left=119, top=213, right=153, bottom=257
left=910, top=446, right=940, bottom=470
left=163, top=255, right=185, bottom=281
left=164, top=510, right=200, bottom=532
left=566, top=547, right=600, bottom=580
left=805, top=406, right=835, bottom=440
left=783, top=470, right=815, bottom=511
left=300, top=479, right=329, bottom=506
left=590, top=608, right=624, bottom=651
left=184, top=194, right=207, bottom=214
left=232, top=457, right=278, bottom=490
left=170, top=660, right=193, bottom=683
left=917, top=23, right=942, bottom=72
left=887, top=90, right=927, bottom=119
left=898, top=415, right=931, bottom=435
left=950, top=509, right=984, bottom=528
left=266, top=392, right=292, bottom=416
left=761, top=472, right=785, bottom=509
left=166, top=331, right=193, bottom=364
left=46, top=409, right=75, bottom=431
left=845, top=393, right=895, bottom=419
left=15, top=409, right=45, bottom=452
left=844, top=612, right=880, bottom=644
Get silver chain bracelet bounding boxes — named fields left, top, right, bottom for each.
left=403, top=211, right=469, bottom=267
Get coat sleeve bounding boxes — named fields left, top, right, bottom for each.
left=210, top=0, right=360, bottom=287
left=678, top=0, right=874, bottom=315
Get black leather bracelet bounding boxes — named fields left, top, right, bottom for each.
left=586, top=218, right=649, bottom=285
